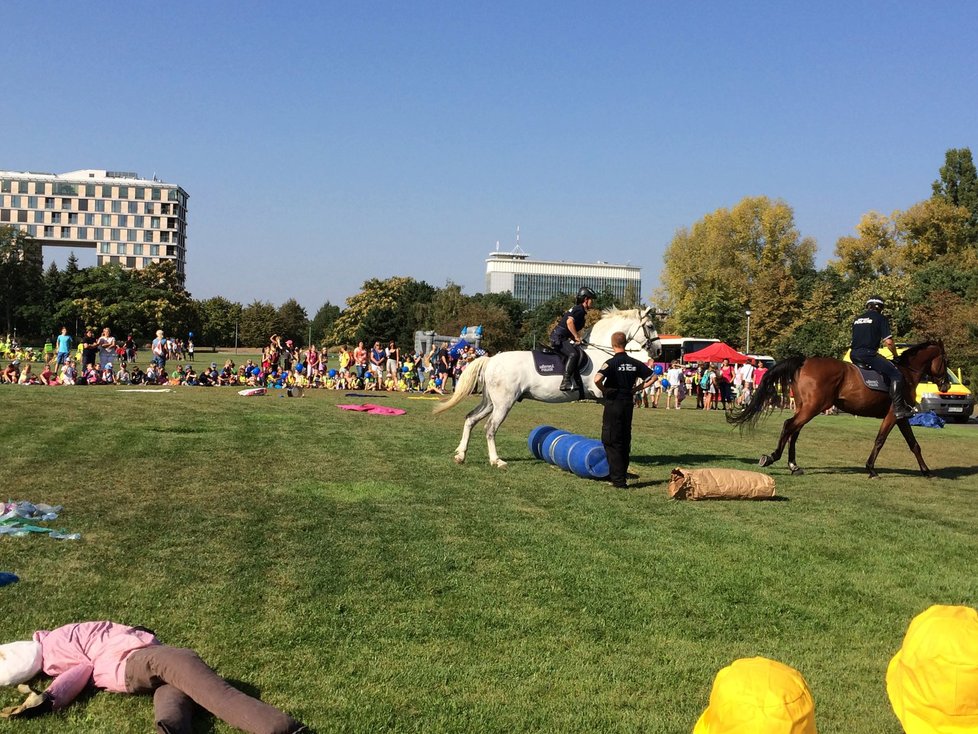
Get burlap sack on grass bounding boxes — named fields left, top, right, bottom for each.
left=669, top=467, right=776, bottom=500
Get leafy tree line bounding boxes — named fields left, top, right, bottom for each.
left=1, top=232, right=635, bottom=353
left=656, top=147, right=978, bottom=384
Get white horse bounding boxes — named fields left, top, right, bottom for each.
left=433, top=307, right=661, bottom=467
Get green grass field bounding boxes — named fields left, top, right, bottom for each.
left=1, top=383, right=977, bottom=733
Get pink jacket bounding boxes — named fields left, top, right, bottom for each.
left=33, top=621, right=158, bottom=708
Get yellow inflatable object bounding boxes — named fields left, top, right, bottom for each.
left=693, top=657, right=816, bottom=734
left=887, top=605, right=978, bottom=734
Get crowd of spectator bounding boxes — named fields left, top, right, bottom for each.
left=2, top=330, right=486, bottom=392
left=635, top=358, right=769, bottom=411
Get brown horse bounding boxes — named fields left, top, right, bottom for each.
left=728, top=341, right=950, bottom=478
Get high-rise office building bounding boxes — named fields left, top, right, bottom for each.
left=485, top=246, right=642, bottom=309
left=0, top=169, right=189, bottom=277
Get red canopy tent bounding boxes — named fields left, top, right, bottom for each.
left=682, top=341, right=750, bottom=364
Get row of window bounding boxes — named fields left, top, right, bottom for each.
left=7, top=221, right=184, bottom=246
left=96, top=242, right=182, bottom=257
left=99, top=255, right=170, bottom=269
left=0, top=194, right=182, bottom=218
left=31, top=225, right=176, bottom=244
left=1, top=178, right=186, bottom=205
left=510, top=274, right=641, bottom=310
left=10, top=211, right=168, bottom=228
left=1, top=211, right=176, bottom=231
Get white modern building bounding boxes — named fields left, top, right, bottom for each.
left=485, top=245, right=642, bottom=309
left=0, top=169, right=188, bottom=277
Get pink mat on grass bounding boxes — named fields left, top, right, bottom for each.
left=337, top=403, right=406, bottom=416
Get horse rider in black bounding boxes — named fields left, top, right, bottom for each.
left=851, top=295, right=913, bottom=420
left=551, top=286, right=596, bottom=392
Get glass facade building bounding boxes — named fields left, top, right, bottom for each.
left=0, top=169, right=188, bottom=277
left=485, top=250, right=642, bottom=309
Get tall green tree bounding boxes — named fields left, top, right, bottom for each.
left=196, top=296, right=243, bottom=347
left=932, top=147, right=978, bottom=244
left=659, top=196, right=815, bottom=341
left=239, top=300, right=277, bottom=347
left=327, top=276, right=436, bottom=348
left=309, top=301, right=341, bottom=345
left=0, top=226, right=44, bottom=337
left=276, top=298, right=309, bottom=345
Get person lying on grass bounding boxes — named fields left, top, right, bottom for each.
left=0, top=620, right=305, bottom=734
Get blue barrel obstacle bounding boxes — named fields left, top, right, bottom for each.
left=528, top=425, right=609, bottom=479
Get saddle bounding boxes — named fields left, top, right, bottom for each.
left=531, top=347, right=592, bottom=377
left=850, top=361, right=890, bottom=393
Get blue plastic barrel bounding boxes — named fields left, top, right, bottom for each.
left=567, top=439, right=609, bottom=478
left=540, top=429, right=571, bottom=466
left=550, top=433, right=580, bottom=471
left=528, top=425, right=560, bottom=460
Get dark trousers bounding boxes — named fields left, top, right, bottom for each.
left=602, top=399, right=634, bottom=487
left=125, top=646, right=301, bottom=734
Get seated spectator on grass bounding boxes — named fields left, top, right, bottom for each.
left=17, top=364, right=38, bottom=385
left=116, top=363, right=132, bottom=385
left=100, top=364, right=115, bottom=384
left=2, top=361, right=19, bottom=384
left=144, top=363, right=159, bottom=384
left=39, top=364, right=57, bottom=386
left=693, top=657, right=816, bottom=733
left=887, top=604, right=978, bottom=734
left=84, top=364, right=100, bottom=385
left=197, top=363, right=218, bottom=386
left=59, top=360, right=77, bottom=385
left=0, top=620, right=305, bottom=733
left=129, top=365, right=145, bottom=385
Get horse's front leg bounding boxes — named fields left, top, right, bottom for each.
left=865, top=415, right=897, bottom=479
left=896, top=419, right=931, bottom=477
left=455, top=395, right=493, bottom=464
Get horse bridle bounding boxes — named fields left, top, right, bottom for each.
left=584, top=313, right=660, bottom=358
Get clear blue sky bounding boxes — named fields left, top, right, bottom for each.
left=3, top=1, right=976, bottom=315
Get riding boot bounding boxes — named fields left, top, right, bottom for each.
left=889, top=379, right=913, bottom=420
left=559, top=350, right=579, bottom=392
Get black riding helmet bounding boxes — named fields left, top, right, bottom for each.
left=866, top=295, right=885, bottom=311
left=576, top=286, right=596, bottom=305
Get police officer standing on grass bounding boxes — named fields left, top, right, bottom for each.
left=551, top=286, right=596, bottom=392
left=593, top=331, right=655, bottom=489
left=851, top=295, right=913, bottom=420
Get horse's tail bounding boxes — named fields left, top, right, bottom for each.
left=727, top=356, right=805, bottom=431
left=432, top=356, right=488, bottom=415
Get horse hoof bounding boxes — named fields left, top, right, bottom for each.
left=789, top=465, right=805, bottom=475
left=867, top=472, right=879, bottom=480
left=758, top=455, right=774, bottom=467
left=453, top=454, right=466, bottom=465
left=491, top=459, right=508, bottom=468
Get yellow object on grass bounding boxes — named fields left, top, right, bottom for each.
left=887, top=605, right=978, bottom=734
left=694, top=657, right=816, bottom=734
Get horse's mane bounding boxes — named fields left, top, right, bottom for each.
left=895, top=340, right=941, bottom=366
left=598, top=306, right=643, bottom=320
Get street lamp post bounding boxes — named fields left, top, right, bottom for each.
left=745, top=309, right=752, bottom=355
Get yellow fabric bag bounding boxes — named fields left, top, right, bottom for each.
left=887, top=605, right=978, bottom=734
left=693, top=657, right=816, bottom=734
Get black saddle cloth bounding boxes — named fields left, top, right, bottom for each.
left=531, top=347, right=592, bottom=377
left=851, top=363, right=890, bottom=393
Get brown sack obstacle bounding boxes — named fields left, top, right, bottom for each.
left=668, top=467, right=776, bottom=500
